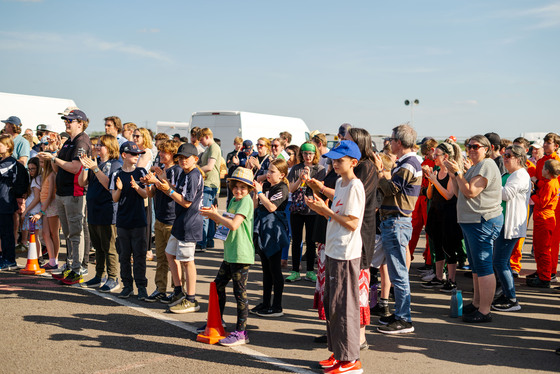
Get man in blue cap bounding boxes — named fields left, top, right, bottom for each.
left=2, top=116, right=29, bottom=165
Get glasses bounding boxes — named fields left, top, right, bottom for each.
left=94, top=143, right=104, bottom=148
left=256, top=144, right=266, bottom=148
left=133, top=134, right=142, bottom=138
left=271, top=144, right=280, bottom=148
left=466, top=144, right=485, bottom=151
left=503, top=153, right=515, bottom=159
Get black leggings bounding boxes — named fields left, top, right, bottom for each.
left=214, top=261, right=250, bottom=331
left=255, top=238, right=284, bottom=309
left=290, top=213, right=316, bottom=272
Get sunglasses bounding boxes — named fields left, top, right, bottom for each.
left=503, top=153, right=515, bottom=159
left=64, top=119, right=76, bottom=124
left=256, top=144, right=266, bottom=148
left=133, top=134, right=142, bottom=138
left=271, top=144, right=280, bottom=148
left=466, top=144, right=485, bottom=151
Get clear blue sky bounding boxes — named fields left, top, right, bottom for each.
left=1, top=0, right=559, bottom=141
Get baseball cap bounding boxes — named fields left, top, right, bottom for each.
left=61, top=109, right=87, bottom=122
left=58, top=106, right=80, bottom=116
left=323, top=140, right=361, bottom=160
left=36, top=124, right=47, bottom=132
left=531, top=140, right=543, bottom=149
left=1, top=116, right=22, bottom=127
left=242, top=140, right=253, bottom=151
left=484, top=132, right=501, bottom=148
left=338, top=123, right=352, bottom=138
left=120, top=141, right=146, bottom=155
left=176, top=143, right=198, bottom=158
left=227, top=167, right=255, bottom=187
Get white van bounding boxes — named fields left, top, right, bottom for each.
left=190, top=111, right=310, bottom=153
left=156, top=121, right=190, bottom=138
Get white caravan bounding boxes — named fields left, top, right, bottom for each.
left=156, top=121, right=190, bottom=138
left=190, top=111, right=310, bottom=153
left=0, top=92, right=77, bottom=134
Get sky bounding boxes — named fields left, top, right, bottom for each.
left=1, top=0, right=559, bottom=142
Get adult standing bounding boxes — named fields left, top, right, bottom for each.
left=445, top=135, right=503, bottom=323
left=2, top=116, right=30, bottom=165
left=485, top=132, right=507, bottom=175
left=286, top=141, right=326, bottom=282
left=373, top=123, right=421, bottom=334
left=197, top=128, right=221, bottom=250
left=122, top=122, right=137, bottom=142
left=251, top=137, right=272, bottom=182
left=104, top=116, right=127, bottom=147
left=38, top=109, right=92, bottom=284
left=190, top=127, right=205, bottom=156
left=492, top=145, right=530, bottom=311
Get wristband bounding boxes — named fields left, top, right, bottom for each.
left=40, top=210, right=46, bottom=215
left=257, top=191, right=263, bottom=195
left=84, top=168, right=89, bottom=171
left=454, top=171, right=462, bottom=177
left=168, top=189, right=174, bottom=196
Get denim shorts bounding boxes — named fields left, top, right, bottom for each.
left=460, top=215, right=503, bottom=277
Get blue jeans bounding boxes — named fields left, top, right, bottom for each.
left=460, top=215, right=503, bottom=277
left=493, top=227, right=518, bottom=299
left=198, top=186, right=218, bottom=248
left=380, top=216, right=413, bottom=322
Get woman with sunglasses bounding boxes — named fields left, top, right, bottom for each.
left=133, top=128, right=154, bottom=170
left=491, top=145, right=531, bottom=311
left=445, top=135, right=503, bottom=323
left=250, top=137, right=272, bottom=182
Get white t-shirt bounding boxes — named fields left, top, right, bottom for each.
left=325, top=178, right=365, bottom=261
left=26, top=176, right=42, bottom=215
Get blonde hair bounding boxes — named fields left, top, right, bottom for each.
left=136, top=128, right=153, bottom=149
left=199, top=128, right=214, bottom=139
left=99, top=134, right=120, bottom=160
left=234, top=136, right=243, bottom=145
left=257, top=137, right=271, bottom=152
left=0, top=134, right=14, bottom=156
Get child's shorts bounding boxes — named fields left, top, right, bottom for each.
left=45, top=203, right=58, bottom=218
left=22, top=215, right=42, bottom=231
left=165, top=235, right=195, bottom=262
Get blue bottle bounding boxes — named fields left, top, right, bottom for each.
left=450, top=289, right=463, bottom=317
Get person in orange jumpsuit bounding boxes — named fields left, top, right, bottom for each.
left=508, top=137, right=536, bottom=276
left=527, top=159, right=560, bottom=288
left=409, top=138, right=436, bottom=269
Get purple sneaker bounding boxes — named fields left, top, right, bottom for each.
left=219, top=330, right=249, bottom=346
left=41, top=263, right=58, bottom=271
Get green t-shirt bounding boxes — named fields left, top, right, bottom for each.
left=200, top=142, right=221, bottom=188
left=224, top=194, right=255, bottom=264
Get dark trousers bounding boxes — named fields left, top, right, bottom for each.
left=290, top=213, right=316, bottom=272
left=256, top=242, right=284, bottom=309
left=89, top=224, right=119, bottom=280
left=117, top=226, right=148, bottom=288
left=0, top=213, right=15, bottom=263
left=214, top=261, right=250, bottom=331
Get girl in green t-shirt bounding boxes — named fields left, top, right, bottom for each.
left=199, top=167, right=255, bottom=347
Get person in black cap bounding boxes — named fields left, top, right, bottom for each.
left=38, top=109, right=92, bottom=285
left=484, top=132, right=507, bottom=175
left=109, top=141, right=149, bottom=300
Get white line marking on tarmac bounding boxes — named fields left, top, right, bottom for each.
left=84, top=288, right=317, bottom=374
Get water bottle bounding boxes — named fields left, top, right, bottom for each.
left=450, top=289, right=463, bottom=317
left=369, top=283, right=378, bottom=309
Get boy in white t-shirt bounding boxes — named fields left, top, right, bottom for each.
left=306, top=140, right=365, bottom=374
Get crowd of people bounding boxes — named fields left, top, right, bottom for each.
left=1, top=108, right=560, bottom=373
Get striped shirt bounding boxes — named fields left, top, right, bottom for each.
left=378, top=152, right=422, bottom=218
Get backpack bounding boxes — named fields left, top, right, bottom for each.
left=14, top=161, right=30, bottom=198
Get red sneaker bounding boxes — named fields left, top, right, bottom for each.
left=319, top=354, right=338, bottom=369
left=324, top=360, right=363, bottom=374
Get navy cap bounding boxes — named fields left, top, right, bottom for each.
left=338, top=123, right=352, bottom=138
left=61, top=109, right=87, bottom=122
left=2, top=116, right=22, bottom=126
left=176, top=143, right=198, bottom=158
left=120, top=141, right=146, bottom=155
left=323, top=140, right=361, bottom=160
left=242, top=139, right=253, bottom=150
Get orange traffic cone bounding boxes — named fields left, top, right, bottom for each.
left=20, top=223, right=45, bottom=275
left=197, top=281, right=226, bottom=344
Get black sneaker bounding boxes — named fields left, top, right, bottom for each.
left=526, top=277, right=550, bottom=288
left=526, top=271, right=538, bottom=279
left=81, top=276, right=103, bottom=288
left=249, top=303, right=266, bottom=315
left=137, top=287, right=148, bottom=301
left=118, top=286, right=134, bottom=299
left=492, top=296, right=521, bottom=312
left=370, top=302, right=390, bottom=317
left=511, top=270, right=519, bottom=278
left=462, top=310, right=492, bottom=323
left=440, top=280, right=457, bottom=293
left=378, top=313, right=396, bottom=325
left=417, top=264, right=432, bottom=273
left=377, top=319, right=414, bottom=334
left=421, top=278, right=445, bottom=289
left=145, top=290, right=166, bottom=303
left=256, top=307, right=284, bottom=317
